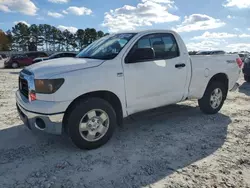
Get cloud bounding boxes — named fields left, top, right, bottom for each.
left=48, top=11, right=64, bottom=18
left=187, top=41, right=250, bottom=52
left=14, top=20, right=30, bottom=26
left=0, top=0, right=38, bottom=16
left=0, top=5, right=11, bottom=12
left=192, top=31, right=250, bottom=40
left=234, top=28, right=240, bottom=31
left=226, top=43, right=250, bottom=52
left=186, top=40, right=221, bottom=51
left=223, top=0, right=250, bottom=9
left=48, top=0, right=69, bottom=3
left=141, top=0, right=178, bottom=9
left=62, top=10, right=68, bottom=14
left=227, top=15, right=236, bottom=19
left=57, top=25, right=78, bottom=33
left=66, top=6, right=92, bottom=16
left=192, top=32, right=237, bottom=40
left=142, top=0, right=173, bottom=3
left=173, top=14, right=225, bottom=32
left=102, top=0, right=180, bottom=32
left=239, top=34, right=250, bottom=38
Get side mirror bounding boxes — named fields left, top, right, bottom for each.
left=126, top=48, right=155, bottom=63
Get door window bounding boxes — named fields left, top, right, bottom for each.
left=15, top=54, right=28, bottom=59
left=55, top=53, right=64, bottom=58
left=26, top=53, right=36, bottom=58
left=126, top=33, right=180, bottom=63
left=137, top=38, right=151, bottom=48
left=38, top=52, right=48, bottom=57
left=66, top=53, right=76, bottom=57
left=59, top=53, right=65, bottom=57
left=43, top=52, right=48, bottom=57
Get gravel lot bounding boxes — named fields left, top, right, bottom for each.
left=0, top=61, right=250, bottom=188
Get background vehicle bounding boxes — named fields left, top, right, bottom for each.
left=238, top=53, right=249, bottom=62
left=33, top=52, right=77, bottom=64
left=4, top=52, right=48, bottom=68
left=0, top=54, right=7, bottom=59
left=196, top=50, right=226, bottom=55
left=243, top=57, right=250, bottom=82
left=0, top=55, right=2, bottom=60
left=16, top=30, right=241, bottom=150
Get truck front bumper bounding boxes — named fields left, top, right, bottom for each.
left=16, top=103, right=64, bottom=134
left=16, top=91, right=65, bottom=135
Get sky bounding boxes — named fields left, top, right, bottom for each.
left=0, top=0, right=250, bottom=52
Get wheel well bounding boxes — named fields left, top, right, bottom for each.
left=207, top=73, right=229, bottom=97
left=63, top=91, right=123, bottom=132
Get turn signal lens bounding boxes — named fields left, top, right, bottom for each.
left=29, top=91, right=36, bottom=101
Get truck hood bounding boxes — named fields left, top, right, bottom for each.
left=26, top=57, right=104, bottom=78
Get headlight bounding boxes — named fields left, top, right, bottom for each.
left=35, top=78, right=64, bottom=94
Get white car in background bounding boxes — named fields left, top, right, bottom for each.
left=16, top=29, right=242, bottom=150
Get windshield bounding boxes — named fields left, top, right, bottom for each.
left=49, top=53, right=61, bottom=59
left=76, top=33, right=137, bottom=60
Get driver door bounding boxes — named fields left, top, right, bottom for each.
left=123, top=33, right=188, bottom=115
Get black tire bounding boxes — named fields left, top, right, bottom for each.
left=198, top=82, right=227, bottom=114
left=244, top=75, right=250, bottom=83
left=66, top=97, right=117, bottom=150
left=11, top=62, right=19, bottom=69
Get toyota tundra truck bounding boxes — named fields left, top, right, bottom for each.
left=16, top=30, right=242, bottom=150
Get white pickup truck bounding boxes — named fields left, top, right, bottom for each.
left=16, top=29, right=242, bottom=149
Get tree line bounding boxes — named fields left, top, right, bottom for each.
left=0, top=23, right=109, bottom=52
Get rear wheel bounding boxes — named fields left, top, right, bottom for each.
left=198, top=82, right=227, bottom=114
left=244, top=75, right=250, bottom=82
left=11, top=62, right=19, bottom=69
left=66, top=98, right=116, bottom=150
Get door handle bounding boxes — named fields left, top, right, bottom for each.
left=175, top=63, right=186, bottom=68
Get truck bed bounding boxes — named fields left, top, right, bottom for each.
left=188, top=54, right=241, bottom=99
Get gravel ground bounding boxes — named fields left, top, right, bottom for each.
left=0, top=65, right=249, bottom=188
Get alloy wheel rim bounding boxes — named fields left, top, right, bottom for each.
left=12, top=63, right=18, bottom=68
left=210, top=88, right=223, bottom=109
left=79, top=109, right=109, bottom=142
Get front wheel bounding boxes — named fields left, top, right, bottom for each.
left=198, top=82, right=227, bottom=114
left=244, top=75, right=250, bottom=83
left=11, top=62, right=19, bottom=69
left=66, top=98, right=117, bottom=150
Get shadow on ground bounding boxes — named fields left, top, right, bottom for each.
left=239, top=82, right=250, bottom=96
left=0, top=103, right=231, bottom=188
left=8, top=71, right=20, bottom=75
